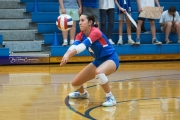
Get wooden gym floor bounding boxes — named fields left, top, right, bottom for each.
left=0, top=61, right=180, bottom=120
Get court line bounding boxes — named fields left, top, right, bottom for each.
left=84, top=97, right=180, bottom=120
left=64, top=74, right=180, bottom=120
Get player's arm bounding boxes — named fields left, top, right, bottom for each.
left=114, top=0, right=126, bottom=13
left=59, top=0, right=66, bottom=14
left=159, top=13, right=165, bottom=26
left=136, top=0, right=142, bottom=12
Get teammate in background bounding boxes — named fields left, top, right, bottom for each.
left=115, top=0, right=135, bottom=45
left=60, top=13, right=120, bottom=107
left=59, top=0, right=82, bottom=46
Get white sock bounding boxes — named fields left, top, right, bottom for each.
left=119, top=36, right=122, bottom=40
left=153, top=37, right=156, bottom=40
left=128, top=35, right=131, bottom=40
left=63, top=39, right=67, bottom=43
left=106, top=91, right=112, bottom=97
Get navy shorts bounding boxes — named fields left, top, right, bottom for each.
left=92, top=52, right=120, bottom=70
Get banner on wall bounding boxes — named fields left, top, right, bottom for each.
left=0, top=56, right=49, bottom=65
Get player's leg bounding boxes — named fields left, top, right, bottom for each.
left=95, top=53, right=119, bottom=106
left=68, top=63, right=96, bottom=99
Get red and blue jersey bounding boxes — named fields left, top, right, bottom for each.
left=73, top=27, right=115, bottom=59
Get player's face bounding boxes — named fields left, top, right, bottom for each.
left=79, top=15, right=92, bottom=32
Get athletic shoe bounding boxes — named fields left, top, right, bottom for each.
left=62, top=42, right=68, bottom=46
left=152, top=38, right=162, bottom=45
left=136, top=38, right=141, bottom=45
left=69, top=40, right=74, bottom=45
left=128, top=39, right=135, bottom=45
left=178, top=39, right=180, bottom=43
left=165, top=39, right=172, bottom=44
left=109, top=39, right=115, bottom=45
left=102, top=95, right=116, bottom=107
left=117, top=39, right=123, bottom=45
left=68, top=91, right=89, bottom=99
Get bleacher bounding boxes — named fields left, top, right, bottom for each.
left=0, top=34, right=9, bottom=56
left=1, top=0, right=180, bottom=64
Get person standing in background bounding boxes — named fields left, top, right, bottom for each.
left=115, top=0, right=135, bottom=45
left=99, top=0, right=115, bottom=45
left=136, top=0, right=162, bottom=45
left=59, top=0, right=82, bottom=46
left=82, top=0, right=99, bottom=28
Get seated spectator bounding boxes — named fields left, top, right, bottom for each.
left=159, top=6, right=180, bottom=44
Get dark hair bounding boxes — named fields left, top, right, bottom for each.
left=81, top=13, right=98, bottom=28
left=168, top=6, right=176, bottom=13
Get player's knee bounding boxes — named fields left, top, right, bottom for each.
left=95, top=73, right=108, bottom=85
left=70, top=82, right=82, bottom=90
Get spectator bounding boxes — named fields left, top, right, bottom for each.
left=59, top=0, right=82, bottom=46
left=82, top=0, right=99, bottom=27
left=115, top=0, right=135, bottom=45
left=136, top=0, right=162, bottom=45
left=159, top=6, right=180, bottom=44
left=99, top=0, right=115, bottom=44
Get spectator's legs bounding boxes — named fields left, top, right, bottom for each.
left=119, top=20, right=124, bottom=36
left=162, top=22, right=172, bottom=41
left=100, top=9, right=107, bottom=35
left=149, top=20, right=156, bottom=39
left=107, top=8, right=114, bottom=39
left=173, top=22, right=180, bottom=40
left=69, top=21, right=76, bottom=45
left=62, top=30, right=68, bottom=46
left=126, top=18, right=135, bottom=45
left=136, top=20, right=143, bottom=39
left=126, top=18, right=131, bottom=36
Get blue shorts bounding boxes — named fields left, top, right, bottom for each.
left=92, top=52, right=120, bottom=70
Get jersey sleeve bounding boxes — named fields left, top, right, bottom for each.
left=88, top=28, right=102, bottom=43
left=73, top=32, right=83, bottom=45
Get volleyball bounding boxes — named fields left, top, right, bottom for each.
left=56, top=14, right=73, bottom=31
